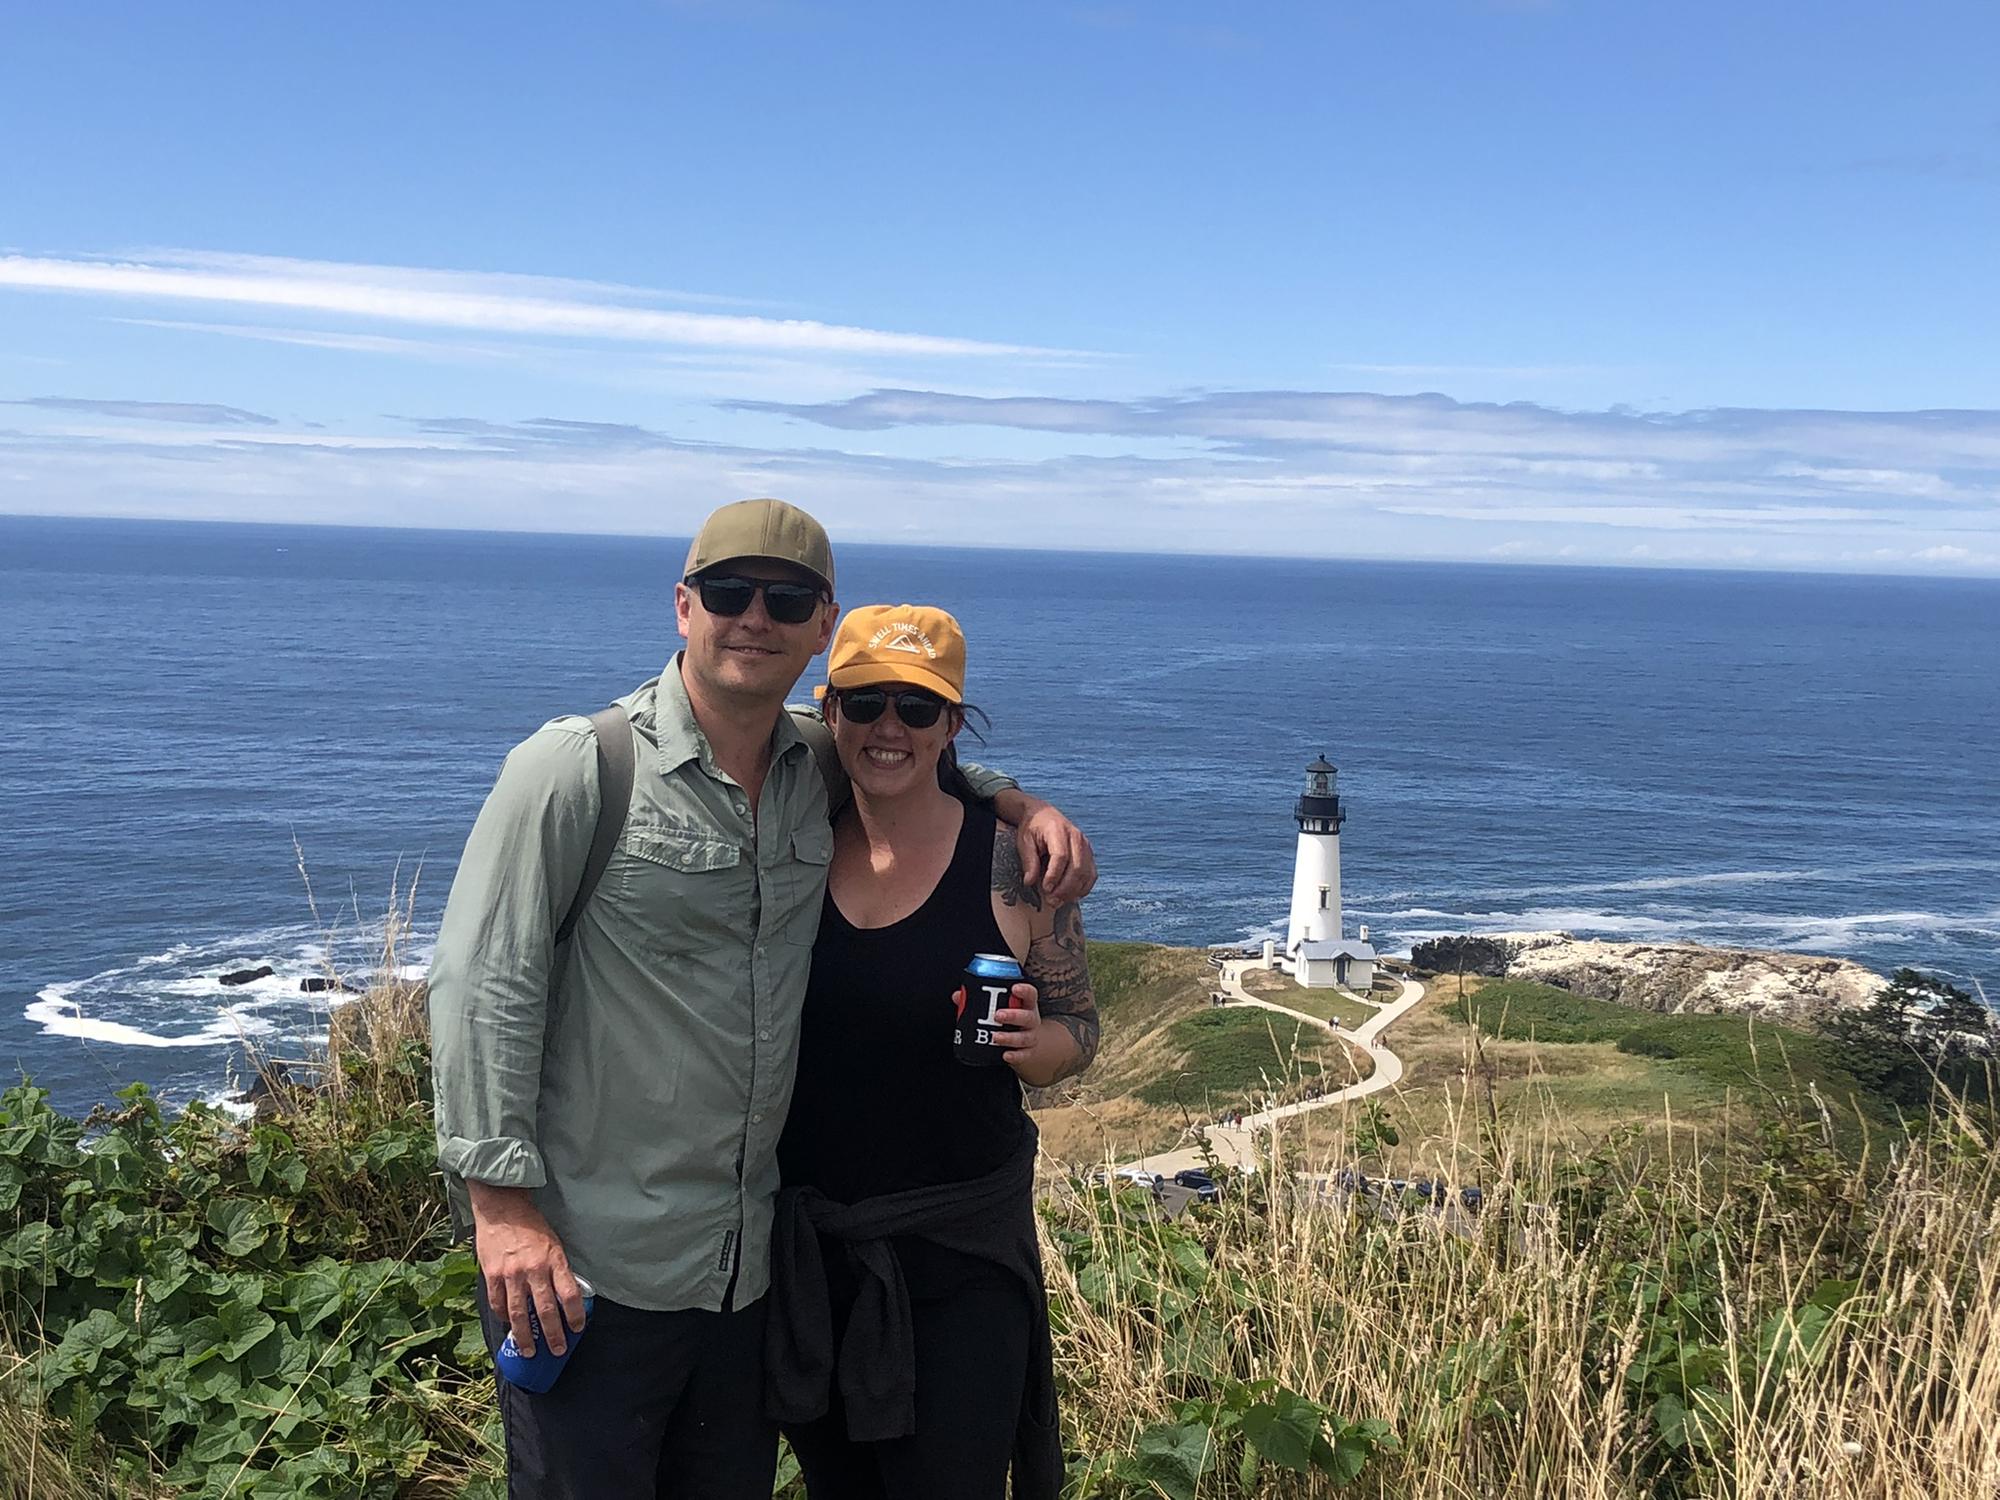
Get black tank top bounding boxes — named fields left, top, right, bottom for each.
left=779, top=797, right=1026, bottom=1206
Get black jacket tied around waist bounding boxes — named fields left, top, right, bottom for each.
left=764, top=1122, right=1061, bottom=1500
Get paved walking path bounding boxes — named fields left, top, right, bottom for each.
left=1122, top=962, right=1427, bottom=1179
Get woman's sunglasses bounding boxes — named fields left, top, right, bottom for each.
left=833, top=687, right=949, bottom=729
left=693, top=573, right=826, bottom=626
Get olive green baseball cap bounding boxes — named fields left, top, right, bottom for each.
left=682, top=498, right=835, bottom=595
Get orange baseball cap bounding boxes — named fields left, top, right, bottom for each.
left=825, top=604, right=967, bottom=703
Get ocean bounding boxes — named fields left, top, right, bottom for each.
left=3, top=514, right=1997, bottom=1117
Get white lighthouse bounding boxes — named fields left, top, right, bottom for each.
left=1285, top=757, right=1344, bottom=951
left=1283, top=756, right=1377, bottom=992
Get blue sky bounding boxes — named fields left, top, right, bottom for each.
left=4, top=1, right=1998, bottom=573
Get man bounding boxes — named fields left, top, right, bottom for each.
left=427, top=498, right=1094, bottom=1499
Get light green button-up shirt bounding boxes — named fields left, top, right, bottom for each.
left=427, top=657, right=1014, bottom=1312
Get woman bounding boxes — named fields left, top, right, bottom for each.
left=768, top=603, right=1099, bottom=1500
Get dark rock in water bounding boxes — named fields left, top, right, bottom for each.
left=300, top=976, right=355, bottom=994
left=218, top=964, right=275, bottom=987
left=241, top=1060, right=293, bottom=1096
left=1410, top=937, right=1512, bottom=977
left=234, top=1060, right=297, bottom=1121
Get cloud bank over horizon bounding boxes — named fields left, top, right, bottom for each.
left=1, top=248, right=1996, bottom=578
left=5, top=381, right=1998, bottom=577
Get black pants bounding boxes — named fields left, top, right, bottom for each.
left=477, top=1280, right=778, bottom=1500
left=782, top=1262, right=1030, bottom=1500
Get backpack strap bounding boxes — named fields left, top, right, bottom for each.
left=555, top=705, right=636, bottom=949
left=790, top=706, right=849, bottom=814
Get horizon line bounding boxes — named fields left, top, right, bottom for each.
left=4, top=509, right=1999, bottom=586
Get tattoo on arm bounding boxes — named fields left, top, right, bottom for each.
left=1027, top=901, right=1098, bottom=1081
left=990, top=828, right=1043, bottom=912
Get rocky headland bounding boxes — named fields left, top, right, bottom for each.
left=1409, top=931, right=1885, bottom=1025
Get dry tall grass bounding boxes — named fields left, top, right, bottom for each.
left=1042, top=1068, right=2000, bottom=1498
left=0, top=1346, right=168, bottom=1500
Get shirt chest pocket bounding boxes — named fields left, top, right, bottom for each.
left=776, top=825, right=833, bottom=947
left=612, top=824, right=748, bottom=958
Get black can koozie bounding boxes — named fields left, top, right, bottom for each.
left=954, top=952, right=1022, bottom=1066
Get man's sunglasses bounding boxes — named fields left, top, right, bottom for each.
left=833, top=687, right=950, bottom=730
left=692, top=574, right=826, bottom=626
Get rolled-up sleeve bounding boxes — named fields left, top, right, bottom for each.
left=428, top=723, right=598, bottom=1189
left=956, top=758, right=1017, bottom=801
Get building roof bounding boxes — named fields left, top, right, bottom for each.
left=1306, top=755, right=1337, bottom=773
left=1294, top=939, right=1377, bottom=961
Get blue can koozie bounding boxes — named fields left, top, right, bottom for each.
left=495, top=1275, right=595, bottom=1393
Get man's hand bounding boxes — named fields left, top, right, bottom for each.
left=991, top=792, right=1096, bottom=903
left=469, top=1181, right=587, bottom=1357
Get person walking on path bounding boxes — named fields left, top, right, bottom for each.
left=427, top=499, right=1094, bottom=1500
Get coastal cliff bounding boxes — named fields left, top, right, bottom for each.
left=1409, top=930, right=1884, bottom=1024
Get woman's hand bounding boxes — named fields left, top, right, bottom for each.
left=993, top=982, right=1081, bottom=1088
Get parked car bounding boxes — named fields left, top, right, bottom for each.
left=1084, top=1165, right=1160, bottom=1191
left=1173, top=1168, right=1224, bottom=1203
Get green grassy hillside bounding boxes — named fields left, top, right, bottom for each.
left=1035, top=943, right=1373, bottom=1163
left=1134, top=1007, right=1346, bottom=1110
left=1448, top=978, right=1894, bottom=1141
left=1048, top=945, right=1906, bottom=1174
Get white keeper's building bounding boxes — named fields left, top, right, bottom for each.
left=1279, top=757, right=1376, bottom=992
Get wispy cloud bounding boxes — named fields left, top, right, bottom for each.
left=113, top=248, right=773, bottom=309
left=704, top=385, right=2000, bottom=565
left=388, top=415, right=682, bottom=453
left=727, top=387, right=2000, bottom=479
left=111, top=317, right=531, bottom=363
left=0, top=250, right=1080, bottom=360
left=4, top=396, right=277, bottom=426
left=7, top=386, right=1999, bottom=576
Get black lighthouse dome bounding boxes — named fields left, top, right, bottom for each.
left=1295, top=755, right=1345, bottom=833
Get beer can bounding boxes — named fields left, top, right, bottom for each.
left=495, top=1274, right=596, bottom=1393
left=954, top=952, right=1023, bottom=1066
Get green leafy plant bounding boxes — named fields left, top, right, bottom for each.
left=0, top=1080, right=494, bottom=1498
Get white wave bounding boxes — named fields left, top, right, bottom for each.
left=1696, top=909, right=2000, bottom=948
left=1580, top=869, right=1829, bottom=895
left=198, top=1089, right=258, bottom=1122
left=1416, top=869, right=1833, bottom=903
left=1362, top=898, right=2000, bottom=971
left=1391, top=927, right=1472, bottom=949
left=1509, top=907, right=1687, bottom=936
left=1417, top=857, right=2000, bottom=906
left=1375, top=906, right=1692, bottom=935
left=19, top=918, right=411, bottom=1053
left=28, top=988, right=278, bottom=1049
left=156, top=973, right=302, bottom=998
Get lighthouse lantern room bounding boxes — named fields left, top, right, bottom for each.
left=1283, top=755, right=1377, bottom=992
